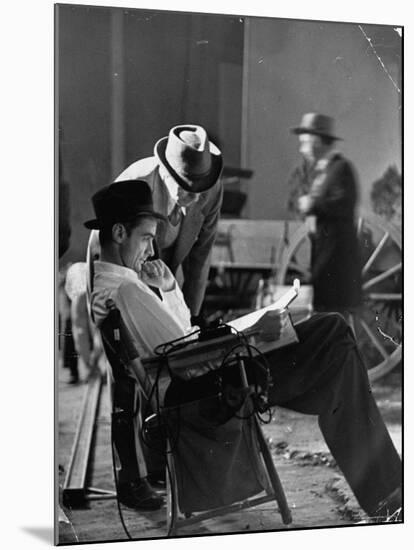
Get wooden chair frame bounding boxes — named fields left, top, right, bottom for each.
left=100, top=301, right=292, bottom=536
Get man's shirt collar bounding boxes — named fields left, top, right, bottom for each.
left=94, top=260, right=140, bottom=284
left=158, top=168, right=187, bottom=216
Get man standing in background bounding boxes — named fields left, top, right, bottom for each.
left=287, top=113, right=362, bottom=318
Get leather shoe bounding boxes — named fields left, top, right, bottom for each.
left=118, top=478, right=163, bottom=510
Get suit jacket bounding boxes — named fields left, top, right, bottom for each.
left=116, top=157, right=223, bottom=316
left=286, top=159, right=315, bottom=218
left=297, top=153, right=362, bottom=310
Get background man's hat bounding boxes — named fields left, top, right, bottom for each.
left=154, top=124, right=223, bottom=193
left=84, top=180, right=167, bottom=230
left=291, top=113, right=342, bottom=140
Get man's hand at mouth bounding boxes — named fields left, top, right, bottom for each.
left=140, top=259, right=176, bottom=292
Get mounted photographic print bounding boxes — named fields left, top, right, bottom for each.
left=55, top=2, right=403, bottom=545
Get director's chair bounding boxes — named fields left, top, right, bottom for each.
left=99, top=300, right=292, bottom=536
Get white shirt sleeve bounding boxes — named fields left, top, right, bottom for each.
left=114, top=280, right=193, bottom=357
left=160, top=283, right=193, bottom=330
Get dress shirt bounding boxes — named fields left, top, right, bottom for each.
left=162, top=173, right=187, bottom=217
left=91, top=261, right=193, bottom=358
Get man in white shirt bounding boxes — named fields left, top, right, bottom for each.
left=92, top=246, right=192, bottom=359
left=85, top=180, right=174, bottom=510
left=86, top=180, right=401, bottom=522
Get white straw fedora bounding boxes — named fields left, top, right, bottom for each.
left=154, top=124, right=223, bottom=193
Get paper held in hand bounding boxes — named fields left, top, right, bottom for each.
left=227, top=279, right=300, bottom=354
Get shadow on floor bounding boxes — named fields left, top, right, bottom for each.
left=20, top=526, right=54, bottom=545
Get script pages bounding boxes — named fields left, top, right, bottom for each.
left=227, top=281, right=300, bottom=353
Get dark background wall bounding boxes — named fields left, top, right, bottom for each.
left=122, top=9, right=244, bottom=170
left=243, top=18, right=401, bottom=220
left=57, top=5, right=401, bottom=263
left=57, top=4, right=244, bottom=263
left=58, top=5, right=112, bottom=262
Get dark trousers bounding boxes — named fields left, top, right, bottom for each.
left=111, top=374, right=144, bottom=483
left=111, top=375, right=165, bottom=483
left=265, top=312, right=401, bottom=515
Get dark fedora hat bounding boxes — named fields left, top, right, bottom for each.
left=84, top=180, right=167, bottom=230
left=291, top=113, right=342, bottom=140
left=154, top=124, right=223, bottom=193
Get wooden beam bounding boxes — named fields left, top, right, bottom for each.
left=62, top=374, right=103, bottom=506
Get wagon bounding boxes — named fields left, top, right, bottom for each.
left=205, top=213, right=402, bottom=382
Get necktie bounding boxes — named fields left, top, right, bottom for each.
left=168, top=203, right=183, bottom=226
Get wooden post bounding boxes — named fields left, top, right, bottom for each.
left=110, top=10, right=125, bottom=179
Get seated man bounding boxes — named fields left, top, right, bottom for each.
left=87, top=180, right=402, bottom=522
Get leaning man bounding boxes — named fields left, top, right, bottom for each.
left=114, top=124, right=223, bottom=320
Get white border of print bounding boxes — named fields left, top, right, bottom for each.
left=1, top=1, right=410, bottom=549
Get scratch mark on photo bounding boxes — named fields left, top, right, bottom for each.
left=358, top=25, right=400, bottom=93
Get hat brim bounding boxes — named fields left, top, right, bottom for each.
left=84, top=219, right=101, bottom=230
left=84, top=210, right=167, bottom=231
left=154, top=136, right=223, bottom=193
left=291, top=126, right=342, bottom=140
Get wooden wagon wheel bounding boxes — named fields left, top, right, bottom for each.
left=275, top=212, right=402, bottom=382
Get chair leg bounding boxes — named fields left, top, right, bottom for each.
left=166, top=442, right=178, bottom=537
left=255, top=417, right=292, bottom=525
